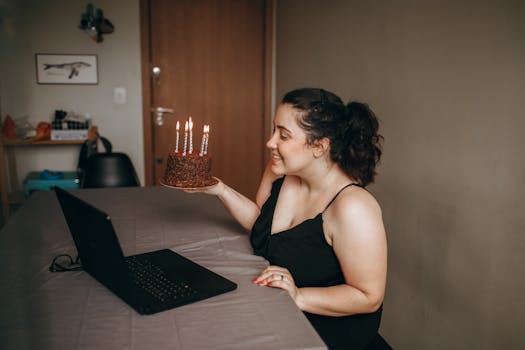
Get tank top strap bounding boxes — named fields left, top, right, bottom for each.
left=323, top=183, right=362, bottom=212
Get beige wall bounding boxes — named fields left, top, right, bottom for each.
left=276, top=0, right=524, bottom=349
left=0, top=0, right=144, bottom=185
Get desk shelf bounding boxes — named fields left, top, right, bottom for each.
left=0, top=127, right=97, bottom=227
left=1, top=138, right=86, bottom=146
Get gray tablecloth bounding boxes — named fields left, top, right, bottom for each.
left=0, top=186, right=326, bottom=350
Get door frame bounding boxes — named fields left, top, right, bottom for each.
left=139, top=0, right=274, bottom=186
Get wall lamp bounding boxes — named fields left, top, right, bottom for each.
left=79, top=3, right=114, bottom=43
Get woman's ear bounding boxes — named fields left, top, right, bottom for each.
left=312, top=137, right=330, bottom=158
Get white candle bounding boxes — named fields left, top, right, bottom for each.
left=182, top=121, right=188, bottom=156
left=175, top=121, right=180, bottom=153
left=199, top=124, right=206, bottom=156
left=203, top=125, right=210, bottom=155
left=188, top=117, right=193, bottom=154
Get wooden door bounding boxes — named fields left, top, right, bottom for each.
left=140, top=0, right=273, bottom=200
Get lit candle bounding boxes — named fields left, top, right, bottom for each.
left=188, top=116, right=193, bottom=154
left=182, top=121, right=189, bottom=156
left=203, top=125, right=210, bottom=155
left=175, top=121, right=180, bottom=153
left=199, top=124, right=206, bottom=156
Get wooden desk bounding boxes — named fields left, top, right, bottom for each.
left=0, top=135, right=93, bottom=226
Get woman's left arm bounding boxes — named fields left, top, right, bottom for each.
left=255, top=189, right=387, bottom=316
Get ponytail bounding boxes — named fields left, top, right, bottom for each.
left=334, top=102, right=383, bottom=186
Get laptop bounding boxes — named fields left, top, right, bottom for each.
left=54, top=187, right=237, bottom=315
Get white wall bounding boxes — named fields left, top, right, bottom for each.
left=276, top=0, right=525, bottom=349
left=0, top=0, right=144, bottom=186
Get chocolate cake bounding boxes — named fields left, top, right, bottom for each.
left=163, top=151, right=214, bottom=187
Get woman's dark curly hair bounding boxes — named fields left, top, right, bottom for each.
left=281, top=88, right=383, bottom=186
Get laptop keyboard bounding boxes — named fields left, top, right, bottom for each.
left=126, top=256, right=198, bottom=302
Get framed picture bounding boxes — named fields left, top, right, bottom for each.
left=35, top=54, right=98, bottom=85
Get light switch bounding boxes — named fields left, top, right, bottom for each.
left=114, top=87, right=127, bottom=105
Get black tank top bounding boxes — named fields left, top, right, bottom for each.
left=250, top=177, right=382, bottom=350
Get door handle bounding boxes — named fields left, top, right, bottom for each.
left=152, top=107, right=174, bottom=126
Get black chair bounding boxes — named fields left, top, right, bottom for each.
left=81, top=152, right=140, bottom=188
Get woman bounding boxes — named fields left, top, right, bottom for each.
left=191, top=88, right=387, bottom=349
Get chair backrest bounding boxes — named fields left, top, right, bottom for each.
left=81, top=152, right=140, bottom=188
left=77, top=135, right=112, bottom=174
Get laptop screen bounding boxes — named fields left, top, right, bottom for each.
left=55, top=187, right=129, bottom=287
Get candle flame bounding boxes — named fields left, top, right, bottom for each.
left=184, top=121, right=188, bottom=131
left=189, top=116, right=193, bottom=131
left=176, top=121, right=180, bottom=130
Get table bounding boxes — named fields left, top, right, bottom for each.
left=0, top=186, right=326, bottom=350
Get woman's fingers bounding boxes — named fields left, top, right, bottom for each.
left=182, top=178, right=223, bottom=195
left=252, top=266, right=292, bottom=286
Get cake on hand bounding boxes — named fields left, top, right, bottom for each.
left=162, top=119, right=214, bottom=188
left=163, top=151, right=215, bottom=188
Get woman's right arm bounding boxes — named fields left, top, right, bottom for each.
left=200, top=161, right=279, bottom=231
left=214, top=181, right=261, bottom=231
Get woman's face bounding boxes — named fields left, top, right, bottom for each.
left=266, top=104, right=315, bottom=176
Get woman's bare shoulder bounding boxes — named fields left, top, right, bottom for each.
left=332, top=186, right=381, bottom=217
left=324, top=186, right=384, bottom=242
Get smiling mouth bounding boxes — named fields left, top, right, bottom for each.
left=271, top=153, right=281, bottom=163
